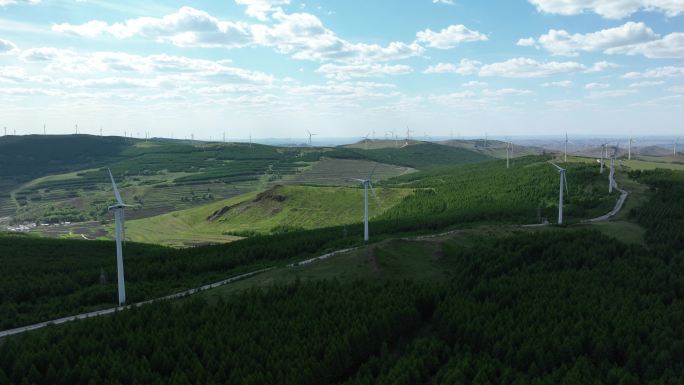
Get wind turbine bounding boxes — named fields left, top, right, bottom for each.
left=506, top=141, right=513, bottom=169
left=563, top=132, right=577, bottom=162
left=675, top=138, right=680, bottom=157
left=43, top=123, right=46, bottom=136
left=107, top=169, right=129, bottom=306
left=305, top=129, right=317, bottom=146
left=75, top=123, right=78, bottom=135
left=599, top=142, right=608, bottom=174
left=3, top=126, right=5, bottom=136
left=405, top=126, right=413, bottom=146
left=628, top=136, right=635, bottom=160
left=363, top=132, right=370, bottom=150
left=388, top=130, right=398, bottom=147
left=549, top=162, right=568, bottom=225
left=350, top=165, right=382, bottom=241
left=608, top=143, right=619, bottom=193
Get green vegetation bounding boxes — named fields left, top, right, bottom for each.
left=124, top=185, right=412, bottom=246
left=0, top=224, right=366, bottom=330
left=3, top=227, right=683, bottom=384
left=2, top=135, right=684, bottom=384
left=323, top=142, right=491, bottom=169
left=379, top=155, right=616, bottom=225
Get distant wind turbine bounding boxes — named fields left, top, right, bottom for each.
left=75, top=123, right=78, bottom=135
left=550, top=162, right=569, bottom=225
left=506, top=141, right=513, bottom=169
left=405, top=126, right=413, bottom=146
left=363, top=132, right=370, bottom=151
left=599, top=141, right=608, bottom=174
left=43, top=123, right=46, bottom=136
left=675, top=138, right=680, bottom=156
left=350, top=165, right=382, bottom=242
left=107, top=169, right=129, bottom=306
left=563, top=132, right=575, bottom=162
left=609, top=143, right=619, bottom=193
left=628, top=136, right=635, bottom=160
left=305, top=129, right=317, bottom=146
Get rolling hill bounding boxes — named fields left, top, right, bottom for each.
left=123, top=184, right=413, bottom=246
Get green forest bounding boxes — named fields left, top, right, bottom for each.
left=1, top=168, right=683, bottom=384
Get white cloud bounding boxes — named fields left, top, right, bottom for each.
left=479, top=57, right=586, bottom=78
left=253, top=11, right=424, bottom=62
left=607, top=32, right=684, bottom=58
left=629, top=80, right=665, bottom=87
left=429, top=91, right=478, bottom=105
left=482, top=88, right=534, bottom=96
left=433, top=0, right=454, bottom=4
left=669, top=85, right=684, bottom=93
left=462, top=80, right=488, bottom=87
left=19, top=48, right=274, bottom=86
left=517, top=37, right=536, bottom=47
left=528, top=0, right=684, bottom=19
left=0, top=38, right=17, bottom=54
left=53, top=7, right=254, bottom=48
left=0, top=66, right=27, bottom=82
left=316, top=63, right=412, bottom=80
left=586, top=61, right=620, bottom=73
left=587, top=89, right=636, bottom=98
left=535, top=22, right=658, bottom=56
left=424, top=59, right=481, bottom=75
left=415, top=25, right=488, bottom=49
left=623, top=66, right=684, bottom=78
left=542, top=80, right=573, bottom=87
left=0, top=0, right=39, bottom=6
left=235, top=0, right=290, bottom=21
left=585, top=82, right=610, bottom=89
left=52, top=7, right=424, bottom=64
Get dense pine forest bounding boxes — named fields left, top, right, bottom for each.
left=1, top=168, right=683, bottom=384
left=1, top=155, right=618, bottom=330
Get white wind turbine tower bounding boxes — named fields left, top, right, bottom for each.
left=608, top=143, right=619, bottom=193
left=363, top=132, right=370, bottom=150
left=350, top=165, right=382, bottom=241
left=564, top=132, right=576, bottom=162
left=107, top=169, right=129, bottom=306
left=628, top=136, right=635, bottom=160
left=305, top=129, right=317, bottom=147
left=675, top=138, right=680, bottom=156
left=550, top=162, right=568, bottom=225
left=506, top=141, right=513, bottom=169
left=404, top=126, right=413, bottom=147
left=599, top=141, right=608, bottom=174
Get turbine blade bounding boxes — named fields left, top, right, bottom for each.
left=368, top=163, right=379, bottom=180
left=108, top=169, right=124, bottom=205
left=122, top=209, right=126, bottom=246
left=368, top=182, right=382, bottom=208
left=548, top=161, right=563, bottom=171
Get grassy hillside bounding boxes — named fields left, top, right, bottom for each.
left=124, top=185, right=413, bottom=246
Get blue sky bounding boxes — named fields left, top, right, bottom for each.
left=0, top=0, right=683, bottom=140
